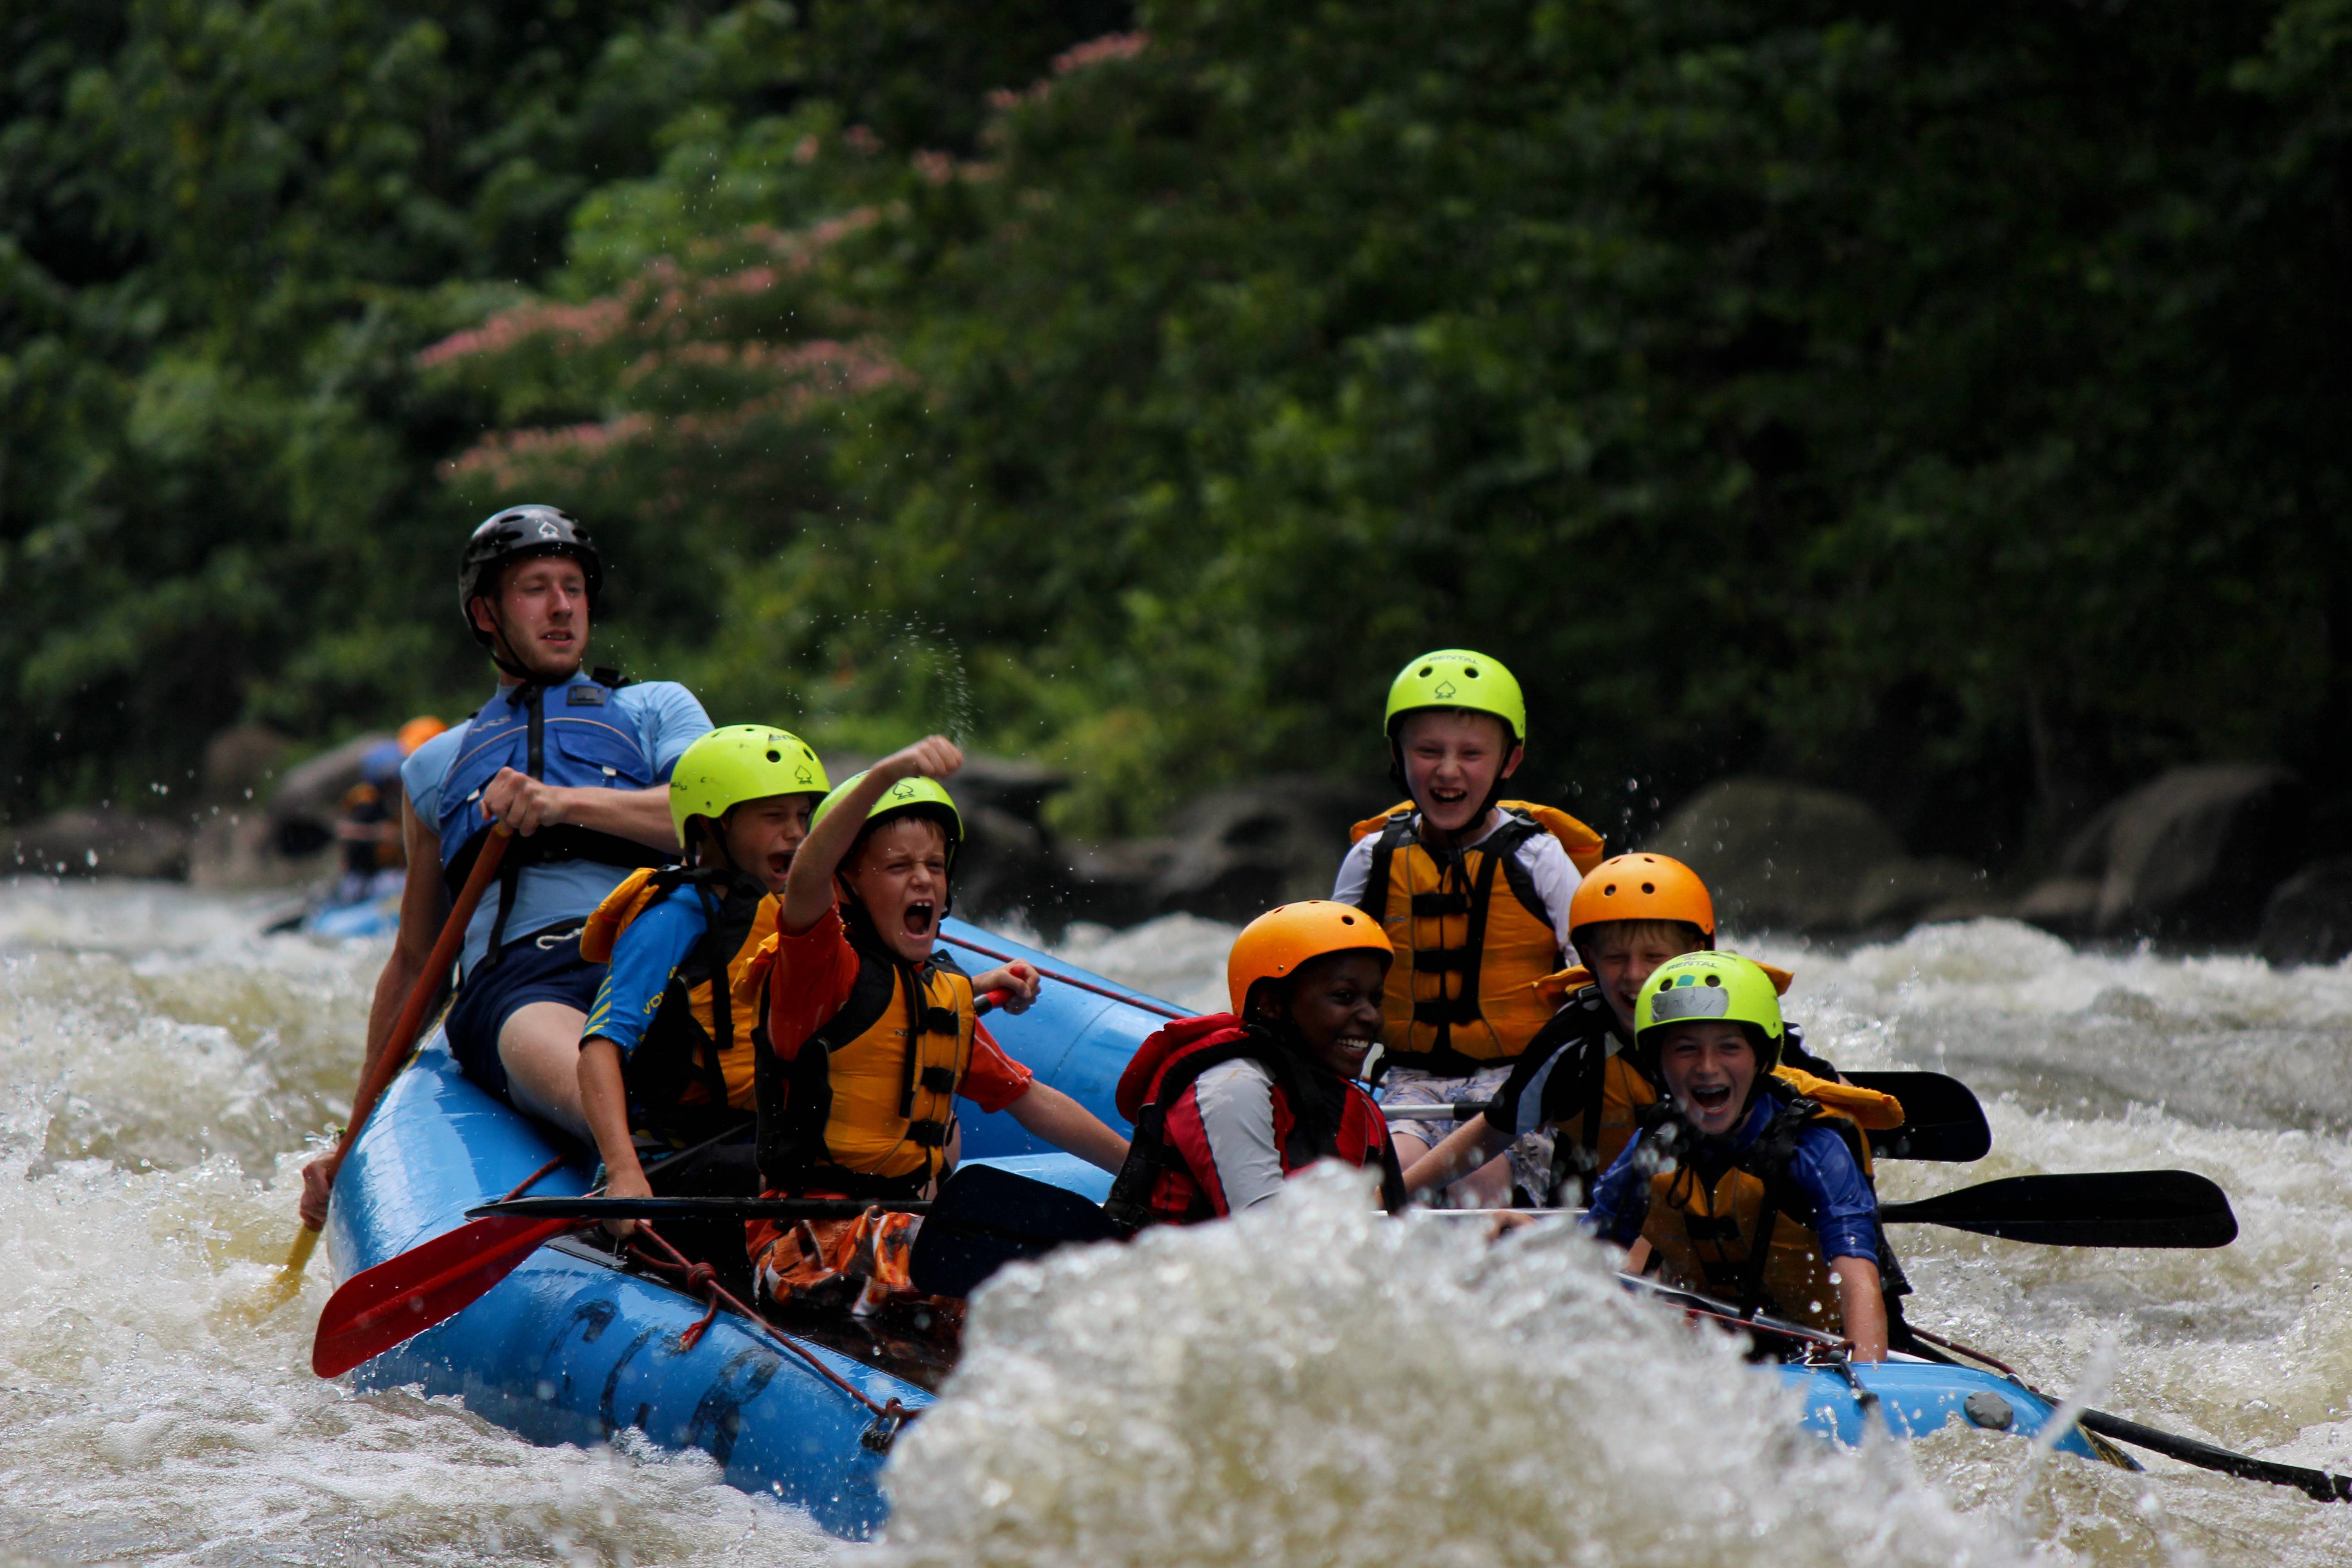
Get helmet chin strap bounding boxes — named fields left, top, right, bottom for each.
left=476, top=594, right=583, bottom=685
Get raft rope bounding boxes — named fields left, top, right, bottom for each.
left=500, top=1155, right=568, bottom=1203
left=940, top=933, right=1186, bottom=1021
left=624, top=1220, right=917, bottom=1451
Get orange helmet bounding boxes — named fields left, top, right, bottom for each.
left=1568, top=853, right=1715, bottom=942
left=1226, top=901, right=1394, bottom=1014
left=396, top=715, right=449, bottom=755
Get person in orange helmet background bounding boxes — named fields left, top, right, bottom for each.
left=1402, top=852, right=1843, bottom=1205
left=1103, top=901, right=1408, bottom=1229
left=330, top=715, right=448, bottom=905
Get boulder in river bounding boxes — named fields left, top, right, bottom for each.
left=2259, top=857, right=2352, bottom=968
left=1646, top=777, right=1981, bottom=932
left=1136, top=775, right=1388, bottom=925
left=2016, top=763, right=2305, bottom=939
left=3, top=806, right=191, bottom=879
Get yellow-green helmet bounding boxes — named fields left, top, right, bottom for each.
left=668, top=725, right=831, bottom=844
left=810, top=771, right=965, bottom=872
left=1383, top=649, right=1527, bottom=747
left=1634, top=951, right=1784, bottom=1073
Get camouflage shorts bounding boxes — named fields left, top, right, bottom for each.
left=1378, top=1064, right=1553, bottom=1203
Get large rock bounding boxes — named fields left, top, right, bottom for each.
left=1136, top=776, right=1387, bottom=925
left=821, top=752, right=1077, bottom=926
left=1647, top=777, right=1973, bottom=932
left=2259, top=857, right=2352, bottom=967
left=2017, top=764, right=2304, bottom=939
left=3, top=807, right=191, bottom=879
left=268, top=732, right=395, bottom=858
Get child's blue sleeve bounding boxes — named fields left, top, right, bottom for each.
left=582, top=890, right=707, bottom=1057
left=1788, top=1124, right=1881, bottom=1263
left=1583, top=1137, right=1650, bottom=1245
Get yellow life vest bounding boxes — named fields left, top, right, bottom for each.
left=1350, top=800, right=1606, bottom=1073
left=579, top=867, right=776, bottom=1141
left=753, top=929, right=976, bottom=1199
left=1639, top=1083, right=1904, bottom=1333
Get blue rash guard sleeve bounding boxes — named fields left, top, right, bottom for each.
left=1580, top=1099, right=1882, bottom=1263
left=582, top=886, right=707, bottom=1058
left=1784, top=1121, right=1881, bottom=1264
left=1583, top=1136, right=1651, bottom=1246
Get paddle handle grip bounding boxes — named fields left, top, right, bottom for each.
left=973, top=987, right=1014, bottom=1017
left=314, top=827, right=513, bottom=1220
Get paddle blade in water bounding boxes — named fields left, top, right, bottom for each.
left=1881, top=1170, right=2237, bottom=1248
left=312, top=1215, right=574, bottom=1377
left=909, top=1163, right=1123, bottom=1300
left=1849, top=1071, right=1992, bottom=1163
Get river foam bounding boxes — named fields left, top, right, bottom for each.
left=3, top=882, right=2349, bottom=1563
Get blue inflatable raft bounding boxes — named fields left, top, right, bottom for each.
left=322, top=917, right=2119, bottom=1540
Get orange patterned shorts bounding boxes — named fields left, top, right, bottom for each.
left=750, top=1206, right=938, bottom=1318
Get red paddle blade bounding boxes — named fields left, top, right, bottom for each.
left=312, top=1215, right=574, bottom=1377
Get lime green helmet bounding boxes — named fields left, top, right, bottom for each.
left=810, top=771, right=965, bottom=873
left=1382, top=649, right=1527, bottom=747
left=668, top=725, right=830, bottom=844
left=1634, top=951, right=1784, bottom=1074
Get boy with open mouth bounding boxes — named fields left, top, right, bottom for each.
left=744, top=735, right=1128, bottom=1318
left=1586, top=952, right=1900, bottom=1359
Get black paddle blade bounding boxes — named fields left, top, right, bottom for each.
left=1881, top=1169, right=2237, bottom=1248
left=1848, top=1071, right=1992, bottom=1163
left=908, top=1163, right=1123, bottom=1299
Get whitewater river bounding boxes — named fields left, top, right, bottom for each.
left=1, top=881, right=2348, bottom=1565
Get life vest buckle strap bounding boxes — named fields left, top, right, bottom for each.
left=1409, top=892, right=1472, bottom=917
left=919, top=1004, right=960, bottom=1035
left=903, top=1118, right=953, bottom=1148
left=1411, top=997, right=1482, bottom=1025
left=1411, top=946, right=1476, bottom=974
left=916, top=1065, right=958, bottom=1094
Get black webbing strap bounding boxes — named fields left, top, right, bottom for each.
left=478, top=683, right=541, bottom=968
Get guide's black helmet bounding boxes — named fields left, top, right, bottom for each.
left=457, top=505, right=603, bottom=646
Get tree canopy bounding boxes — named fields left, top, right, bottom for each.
left=5, top=0, right=2347, bottom=860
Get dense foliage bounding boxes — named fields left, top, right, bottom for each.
left=6, top=0, right=2348, bottom=860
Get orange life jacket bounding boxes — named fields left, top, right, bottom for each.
left=1349, top=801, right=1605, bottom=1073
left=1638, top=1081, right=1904, bottom=1333
left=751, top=917, right=976, bottom=1199
left=579, top=866, right=775, bottom=1144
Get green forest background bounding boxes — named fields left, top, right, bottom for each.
left=4, top=0, right=2347, bottom=861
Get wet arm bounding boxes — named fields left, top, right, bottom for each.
left=1006, top=1082, right=1131, bottom=1173
left=1402, top=1115, right=1512, bottom=1199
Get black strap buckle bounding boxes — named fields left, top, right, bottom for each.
left=917, top=1065, right=959, bottom=1094
left=1409, top=892, right=1471, bottom=917
left=919, top=1005, right=960, bottom=1035
left=905, top=1118, right=952, bottom=1147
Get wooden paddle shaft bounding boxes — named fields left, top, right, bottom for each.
left=314, top=827, right=512, bottom=1219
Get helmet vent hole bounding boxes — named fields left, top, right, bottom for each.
left=1641, top=882, right=1655, bottom=894
left=1705, top=975, right=1721, bottom=986
left=1602, top=883, right=1617, bottom=896
left=1340, top=914, right=1355, bottom=924
left=1464, top=666, right=1479, bottom=678
left=766, top=750, right=781, bottom=762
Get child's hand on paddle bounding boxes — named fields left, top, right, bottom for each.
left=973, top=961, right=1041, bottom=1014
left=598, top=1164, right=654, bottom=1239
left=877, top=735, right=963, bottom=785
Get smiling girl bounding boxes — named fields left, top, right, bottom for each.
left=1103, top=902, right=1408, bottom=1228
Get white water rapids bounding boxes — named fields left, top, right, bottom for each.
left=0, top=881, right=2347, bottom=1564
